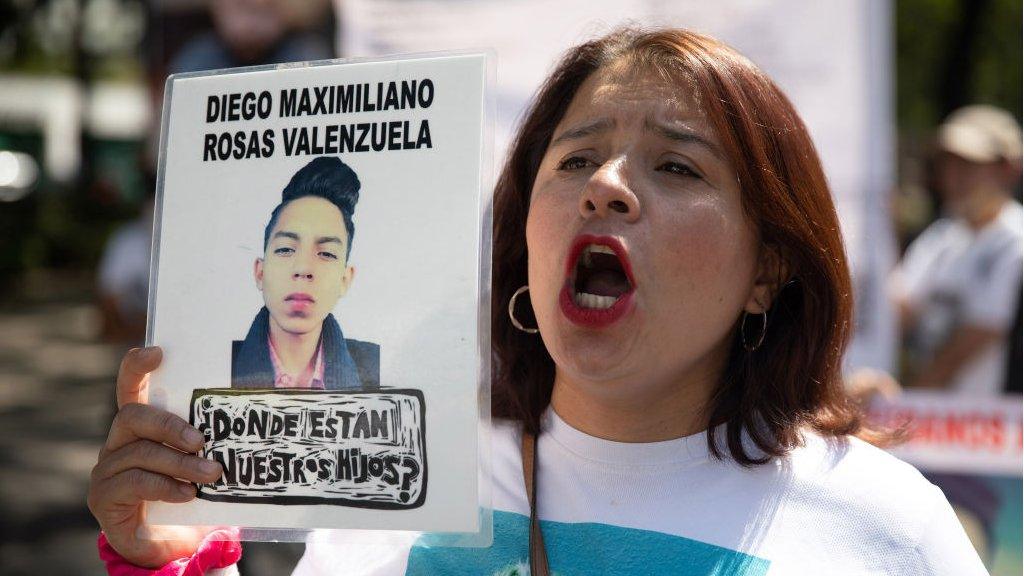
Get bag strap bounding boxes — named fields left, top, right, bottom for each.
left=521, top=430, right=550, bottom=576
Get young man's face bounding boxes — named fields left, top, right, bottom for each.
left=255, top=196, right=354, bottom=336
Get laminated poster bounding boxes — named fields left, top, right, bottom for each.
left=145, top=53, right=489, bottom=534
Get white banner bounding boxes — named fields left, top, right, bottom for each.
left=869, top=392, right=1023, bottom=476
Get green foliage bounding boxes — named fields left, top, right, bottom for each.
left=972, top=0, right=1023, bottom=117
left=896, top=0, right=957, bottom=132
left=897, top=0, right=1022, bottom=132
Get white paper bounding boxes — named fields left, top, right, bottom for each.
left=146, top=53, right=488, bottom=533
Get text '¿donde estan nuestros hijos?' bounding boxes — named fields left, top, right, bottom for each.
left=200, top=79, right=435, bottom=162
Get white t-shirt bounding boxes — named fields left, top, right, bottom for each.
left=289, top=411, right=985, bottom=576
left=896, top=199, right=1023, bottom=394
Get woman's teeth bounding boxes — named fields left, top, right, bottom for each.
left=574, top=291, right=618, bottom=309
left=573, top=244, right=627, bottom=309
left=582, top=244, right=616, bottom=267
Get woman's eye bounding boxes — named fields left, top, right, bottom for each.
left=273, top=247, right=295, bottom=256
left=319, top=251, right=338, bottom=260
left=556, top=156, right=592, bottom=171
left=657, top=161, right=701, bottom=179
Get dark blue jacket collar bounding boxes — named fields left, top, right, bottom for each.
left=232, top=307, right=363, bottom=390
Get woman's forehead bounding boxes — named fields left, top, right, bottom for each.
left=558, top=65, right=711, bottom=136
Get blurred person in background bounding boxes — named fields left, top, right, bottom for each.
left=892, top=104, right=1023, bottom=394
left=96, top=185, right=153, bottom=344
left=169, top=0, right=333, bottom=74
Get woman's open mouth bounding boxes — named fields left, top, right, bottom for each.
left=559, top=235, right=636, bottom=327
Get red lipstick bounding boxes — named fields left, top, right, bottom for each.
left=559, top=235, right=636, bottom=328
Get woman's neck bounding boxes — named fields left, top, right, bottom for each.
left=268, top=320, right=322, bottom=375
left=549, top=364, right=718, bottom=443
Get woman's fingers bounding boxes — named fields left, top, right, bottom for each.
left=87, top=346, right=220, bottom=569
left=93, top=439, right=222, bottom=486
left=116, top=347, right=163, bottom=408
left=102, top=402, right=204, bottom=458
left=89, top=467, right=198, bottom=514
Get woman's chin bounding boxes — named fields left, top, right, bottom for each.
left=537, top=296, right=645, bottom=376
left=550, top=330, right=640, bottom=380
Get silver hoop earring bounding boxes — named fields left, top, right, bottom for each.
left=508, top=285, right=539, bottom=334
left=740, top=310, right=768, bottom=352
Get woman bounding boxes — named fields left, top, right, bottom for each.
left=88, top=28, right=986, bottom=575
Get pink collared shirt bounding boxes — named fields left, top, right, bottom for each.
left=268, top=336, right=325, bottom=389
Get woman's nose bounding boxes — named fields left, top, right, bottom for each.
left=578, top=158, right=640, bottom=222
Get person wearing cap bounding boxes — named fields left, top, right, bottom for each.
left=893, top=105, right=1023, bottom=394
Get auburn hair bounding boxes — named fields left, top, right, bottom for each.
left=491, top=28, right=871, bottom=465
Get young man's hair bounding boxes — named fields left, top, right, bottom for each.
left=263, top=156, right=360, bottom=258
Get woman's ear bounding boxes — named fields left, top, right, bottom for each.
left=744, top=244, right=790, bottom=314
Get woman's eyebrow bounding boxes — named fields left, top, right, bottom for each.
left=550, top=118, right=614, bottom=146
left=644, top=118, right=725, bottom=160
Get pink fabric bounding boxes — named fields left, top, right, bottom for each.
left=97, top=529, right=242, bottom=576
left=268, top=335, right=325, bottom=389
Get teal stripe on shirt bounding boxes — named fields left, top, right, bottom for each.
left=406, top=510, right=770, bottom=576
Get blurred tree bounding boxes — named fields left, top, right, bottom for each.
left=0, top=0, right=147, bottom=295
left=897, top=0, right=1022, bottom=133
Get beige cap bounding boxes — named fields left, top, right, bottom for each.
left=937, top=105, right=1023, bottom=163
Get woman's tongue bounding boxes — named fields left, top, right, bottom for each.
left=580, top=270, right=630, bottom=297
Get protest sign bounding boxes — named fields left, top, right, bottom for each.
left=192, top=389, right=426, bottom=508
left=869, top=392, right=1023, bottom=575
left=144, top=52, right=490, bottom=534
left=869, top=391, right=1022, bottom=475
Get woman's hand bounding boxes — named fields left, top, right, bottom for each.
left=87, top=347, right=224, bottom=568
left=846, top=367, right=902, bottom=406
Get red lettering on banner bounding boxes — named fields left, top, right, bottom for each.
left=866, top=396, right=1023, bottom=474
left=909, top=412, right=1005, bottom=451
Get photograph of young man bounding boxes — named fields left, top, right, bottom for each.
left=231, top=156, right=379, bottom=390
